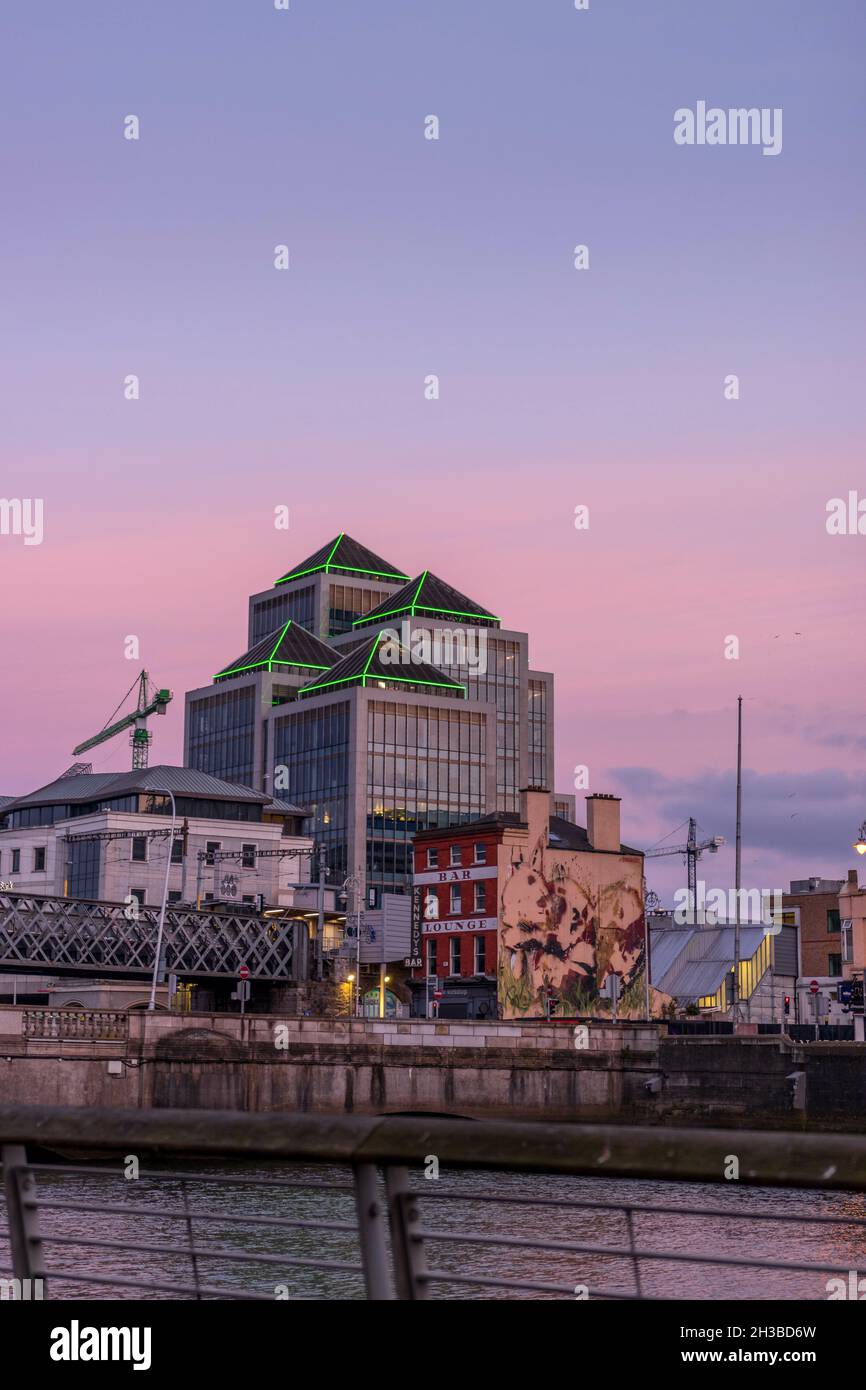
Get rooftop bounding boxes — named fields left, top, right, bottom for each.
left=650, top=924, right=770, bottom=1002
left=0, top=766, right=292, bottom=814
left=413, top=811, right=641, bottom=856
left=787, top=878, right=845, bottom=896
left=298, top=631, right=466, bottom=699
left=275, top=533, right=409, bottom=587
left=352, top=569, right=500, bottom=629
left=214, top=620, right=337, bottom=680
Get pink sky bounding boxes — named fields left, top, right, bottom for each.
left=2, top=0, right=864, bottom=904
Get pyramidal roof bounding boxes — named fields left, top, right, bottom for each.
left=298, top=631, right=466, bottom=698
left=214, top=620, right=337, bottom=680
left=275, top=533, right=410, bottom=586
left=2, top=766, right=270, bottom=812
left=352, top=570, right=500, bottom=628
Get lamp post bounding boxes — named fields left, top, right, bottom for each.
left=148, top=787, right=177, bottom=1012
left=854, top=822, right=866, bottom=856
left=341, top=872, right=365, bottom=1016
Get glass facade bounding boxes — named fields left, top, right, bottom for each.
left=366, top=700, right=487, bottom=895
left=271, top=702, right=350, bottom=880
left=141, top=794, right=261, bottom=822
left=328, top=584, right=392, bottom=636
left=6, top=804, right=72, bottom=828
left=250, top=584, right=316, bottom=643
left=528, top=677, right=547, bottom=788
left=439, top=637, right=521, bottom=811
left=68, top=839, right=101, bottom=900
left=188, top=686, right=256, bottom=786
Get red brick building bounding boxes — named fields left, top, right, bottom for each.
left=408, top=816, right=501, bottom=1018
left=782, top=877, right=844, bottom=979
left=408, top=790, right=645, bottom=1020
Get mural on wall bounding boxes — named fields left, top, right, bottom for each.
left=498, top=836, right=650, bottom=1018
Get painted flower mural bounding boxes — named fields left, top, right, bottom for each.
left=498, top=835, right=647, bottom=1018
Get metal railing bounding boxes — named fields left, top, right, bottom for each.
left=0, top=892, right=295, bottom=980
left=3, top=1104, right=866, bottom=1300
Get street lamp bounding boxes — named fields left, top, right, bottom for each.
left=148, top=787, right=177, bottom=1012
left=855, top=822, right=866, bottom=856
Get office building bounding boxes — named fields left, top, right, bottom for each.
left=185, top=532, right=574, bottom=909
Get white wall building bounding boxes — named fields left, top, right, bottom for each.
left=0, top=765, right=313, bottom=910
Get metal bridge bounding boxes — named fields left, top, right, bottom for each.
left=0, top=892, right=296, bottom=982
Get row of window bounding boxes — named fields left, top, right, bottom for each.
left=426, top=936, right=489, bottom=975
left=130, top=837, right=259, bottom=867
left=328, top=584, right=391, bottom=635
left=437, top=882, right=487, bottom=914
left=0, top=847, right=45, bottom=874
left=126, top=888, right=259, bottom=907
left=250, top=584, right=317, bottom=643
left=425, top=843, right=487, bottom=869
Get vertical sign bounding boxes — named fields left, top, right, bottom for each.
left=405, top=885, right=423, bottom=968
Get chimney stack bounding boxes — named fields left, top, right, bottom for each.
left=519, top=787, right=551, bottom=849
left=585, top=794, right=621, bottom=853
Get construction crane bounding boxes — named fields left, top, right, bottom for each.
left=72, top=671, right=172, bottom=771
left=644, top=817, right=725, bottom=926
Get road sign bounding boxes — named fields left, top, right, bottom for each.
left=239, top=964, right=250, bottom=981
left=809, top=979, right=820, bottom=995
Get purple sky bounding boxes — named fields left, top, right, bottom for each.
left=2, top=1, right=864, bottom=904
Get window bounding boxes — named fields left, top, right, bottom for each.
left=131, top=837, right=147, bottom=863
left=474, top=881, right=486, bottom=913
left=242, top=844, right=256, bottom=869
left=474, top=843, right=487, bottom=864
left=450, top=938, right=462, bottom=975
left=474, top=935, right=486, bottom=973
left=242, top=894, right=254, bottom=904
left=206, top=841, right=220, bottom=866
left=828, top=954, right=842, bottom=977
left=449, top=884, right=462, bottom=915
left=171, top=838, right=184, bottom=864
left=426, top=939, right=437, bottom=976
left=827, top=909, right=841, bottom=934
left=33, top=847, right=46, bottom=872
left=130, top=888, right=145, bottom=907
left=426, top=847, right=439, bottom=869
left=11, top=849, right=20, bottom=873
left=450, top=845, right=462, bottom=867
left=168, top=891, right=182, bottom=904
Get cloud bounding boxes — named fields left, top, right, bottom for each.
left=612, top=765, right=863, bottom=864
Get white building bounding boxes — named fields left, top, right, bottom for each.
left=0, top=765, right=313, bottom=910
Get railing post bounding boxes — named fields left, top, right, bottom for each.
left=624, top=1206, right=643, bottom=1298
left=2, top=1144, right=47, bottom=1295
left=384, top=1165, right=429, bottom=1300
left=352, top=1163, right=395, bottom=1300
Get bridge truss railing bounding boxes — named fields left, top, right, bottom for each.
left=0, top=892, right=295, bottom=980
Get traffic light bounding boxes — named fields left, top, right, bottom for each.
left=784, top=995, right=791, bottom=1017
